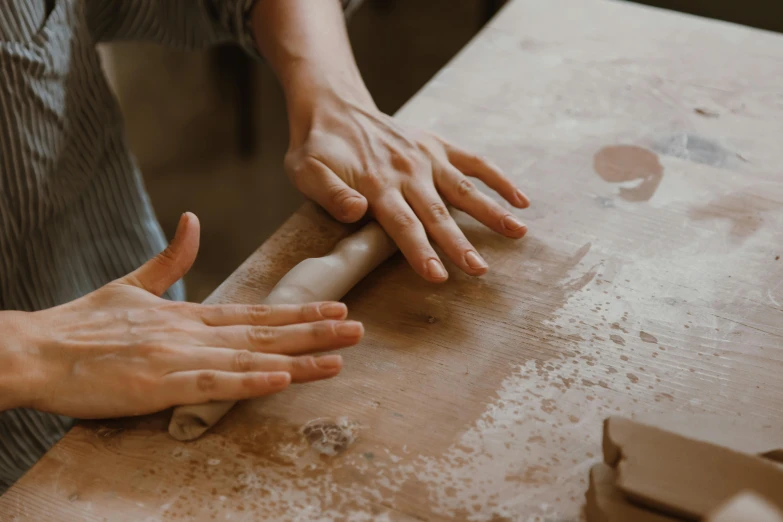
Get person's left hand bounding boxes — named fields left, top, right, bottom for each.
left=284, top=89, right=530, bottom=283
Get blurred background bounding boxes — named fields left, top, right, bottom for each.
left=99, top=0, right=783, bottom=302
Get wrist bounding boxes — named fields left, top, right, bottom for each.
left=284, top=62, right=376, bottom=143
left=0, top=311, right=41, bottom=411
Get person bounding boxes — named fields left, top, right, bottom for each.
left=0, top=0, right=529, bottom=492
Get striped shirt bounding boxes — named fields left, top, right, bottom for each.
left=0, top=0, right=358, bottom=493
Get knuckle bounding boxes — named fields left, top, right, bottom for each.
left=129, top=374, right=156, bottom=396
left=458, top=242, right=476, bottom=255
left=294, top=356, right=317, bottom=371
left=248, top=326, right=275, bottom=346
left=391, top=211, right=417, bottom=231
left=467, top=153, right=484, bottom=164
left=328, top=184, right=355, bottom=205
left=196, top=371, right=218, bottom=392
left=302, top=155, right=323, bottom=171
left=129, top=341, right=161, bottom=358
left=362, top=170, right=387, bottom=192
left=389, top=149, right=416, bottom=174
left=494, top=207, right=513, bottom=223
left=150, top=244, right=180, bottom=274
left=156, top=246, right=178, bottom=266
left=427, top=201, right=451, bottom=222
left=421, top=138, right=445, bottom=159
left=283, top=151, right=300, bottom=172
left=233, top=350, right=256, bottom=372
left=456, top=178, right=476, bottom=197
left=199, top=305, right=226, bottom=324
left=248, top=305, right=271, bottom=323
left=241, top=372, right=272, bottom=394
left=286, top=154, right=317, bottom=183
left=160, top=301, right=190, bottom=315
left=303, top=302, right=322, bottom=321
left=316, top=321, right=337, bottom=337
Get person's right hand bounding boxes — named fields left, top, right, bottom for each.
left=1, top=213, right=363, bottom=419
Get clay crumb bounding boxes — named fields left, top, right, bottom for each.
left=694, top=107, right=719, bottom=118
left=301, top=417, right=359, bottom=456
left=776, top=255, right=780, bottom=261
left=639, top=331, right=658, bottom=344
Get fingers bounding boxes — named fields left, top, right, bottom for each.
left=198, top=302, right=348, bottom=327
left=215, top=320, right=364, bottom=355
left=167, top=348, right=344, bottom=383
left=438, top=167, right=528, bottom=239
left=161, top=370, right=292, bottom=405
left=289, top=156, right=368, bottom=223
left=404, top=184, right=488, bottom=276
left=160, top=331, right=351, bottom=404
left=120, top=212, right=200, bottom=296
left=372, top=192, right=449, bottom=283
left=444, top=143, right=530, bottom=209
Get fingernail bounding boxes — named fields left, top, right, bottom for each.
left=427, top=259, right=448, bottom=281
left=319, top=302, right=347, bottom=319
left=515, top=190, right=529, bottom=206
left=315, top=355, right=343, bottom=370
left=335, top=321, right=364, bottom=337
left=464, top=251, right=488, bottom=271
left=267, top=373, right=290, bottom=386
left=503, top=215, right=526, bottom=232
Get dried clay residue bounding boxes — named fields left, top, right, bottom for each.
left=593, top=145, right=663, bottom=202
left=694, top=107, right=719, bottom=118
left=654, top=133, right=732, bottom=168
left=688, top=192, right=779, bottom=244
left=609, top=334, right=625, bottom=346
left=155, top=414, right=388, bottom=521
left=639, top=331, right=658, bottom=344
left=301, top=417, right=360, bottom=456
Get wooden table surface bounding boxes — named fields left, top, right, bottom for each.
left=3, top=0, right=783, bottom=520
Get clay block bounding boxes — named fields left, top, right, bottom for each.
left=586, top=463, right=683, bottom=522
left=631, top=413, right=783, bottom=461
left=603, top=417, right=783, bottom=520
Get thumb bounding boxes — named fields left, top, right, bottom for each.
left=120, top=212, right=200, bottom=296
left=290, top=156, right=368, bottom=223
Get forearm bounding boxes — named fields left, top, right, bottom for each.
left=250, top=0, right=375, bottom=141
left=0, top=311, right=37, bottom=412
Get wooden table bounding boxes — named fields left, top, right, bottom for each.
left=3, top=0, right=783, bottom=520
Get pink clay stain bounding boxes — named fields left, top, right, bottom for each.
left=593, top=145, right=664, bottom=202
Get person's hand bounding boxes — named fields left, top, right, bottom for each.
left=0, top=213, right=363, bottom=419
left=284, top=89, right=530, bottom=283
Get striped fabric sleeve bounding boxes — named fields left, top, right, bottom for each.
left=203, top=0, right=365, bottom=57
left=87, top=0, right=365, bottom=56
left=86, top=0, right=235, bottom=50
left=202, top=0, right=260, bottom=57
